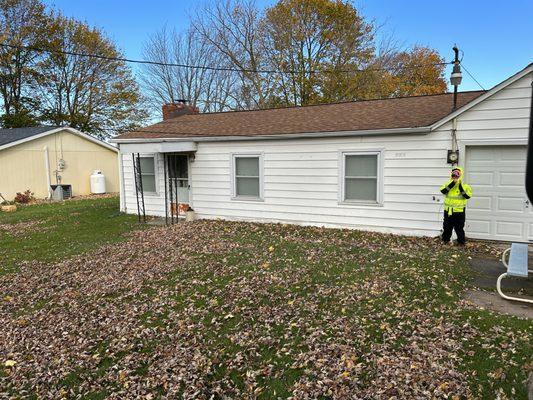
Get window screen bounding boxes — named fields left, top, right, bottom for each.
left=234, top=156, right=260, bottom=198
left=344, top=154, right=378, bottom=202
left=139, top=157, right=156, bottom=193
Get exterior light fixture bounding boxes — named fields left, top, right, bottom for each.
left=450, top=46, right=462, bottom=110
left=450, top=63, right=462, bottom=86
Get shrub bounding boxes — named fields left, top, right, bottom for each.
left=14, top=190, right=35, bottom=204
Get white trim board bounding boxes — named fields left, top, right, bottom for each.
left=0, top=127, right=118, bottom=152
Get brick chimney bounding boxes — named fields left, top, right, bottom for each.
left=162, top=100, right=200, bottom=120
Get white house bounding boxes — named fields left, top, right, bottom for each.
left=113, top=63, right=532, bottom=242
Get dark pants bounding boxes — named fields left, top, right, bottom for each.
left=442, top=211, right=466, bottom=244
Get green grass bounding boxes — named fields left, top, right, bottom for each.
left=0, top=201, right=531, bottom=398
left=0, top=197, right=140, bottom=275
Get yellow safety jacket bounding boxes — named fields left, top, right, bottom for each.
left=440, top=167, right=473, bottom=215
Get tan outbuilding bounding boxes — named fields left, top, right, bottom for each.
left=0, top=126, right=119, bottom=200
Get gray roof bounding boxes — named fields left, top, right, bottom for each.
left=0, top=126, right=60, bottom=147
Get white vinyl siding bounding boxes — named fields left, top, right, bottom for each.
left=341, top=151, right=381, bottom=204
left=232, top=154, right=263, bottom=200
left=118, top=70, right=531, bottom=239
left=121, top=153, right=166, bottom=216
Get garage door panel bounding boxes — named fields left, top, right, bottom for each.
left=469, top=172, right=494, bottom=186
left=466, top=219, right=491, bottom=235
left=497, top=197, right=524, bottom=212
left=499, top=147, right=526, bottom=161
left=465, top=145, right=529, bottom=242
left=499, top=172, right=524, bottom=187
left=469, top=196, right=492, bottom=211
left=468, top=148, right=495, bottom=161
left=495, top=221, right=523, bottom=238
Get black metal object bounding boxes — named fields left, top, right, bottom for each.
left=447, top=149, right=459, bottom=164
left=164, top=154, right=178, bottom=225
left=163, top=153, right=168, bottom=226
left=132, top=153, right=146, bottom=223
left=525, top=81, right=533, bottom=202
left=164, top=154, right=189, bottom=225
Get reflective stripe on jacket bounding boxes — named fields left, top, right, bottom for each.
left=439, top=167, right=473, bottom=215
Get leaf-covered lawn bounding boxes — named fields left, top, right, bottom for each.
left=0, top=217, right=531, bottom=399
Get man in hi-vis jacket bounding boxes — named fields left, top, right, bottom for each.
left=439, top=167, right=473, bottom=245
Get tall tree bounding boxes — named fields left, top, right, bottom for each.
left=381, top=46, right=447, bottom=96
left=192, top=0, right=271, bottom=110
left=263, top=0, right=374, bottom=106
left=320, top=45, right=448, bottom=102
left=141, top=27, right=236, bottom=114
left=0, top=0, right=49, bottom=127
left=36, top=14, right=147, bottom=139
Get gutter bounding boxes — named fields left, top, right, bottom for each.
left=111, top=126, right=430, bottom=144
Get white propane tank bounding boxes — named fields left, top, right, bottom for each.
left=90, top=170, right=106, bottom=194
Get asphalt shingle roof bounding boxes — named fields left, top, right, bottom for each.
left=0, top=126, right=59, bottom=147
left=116, top=91, right=485, bottom=140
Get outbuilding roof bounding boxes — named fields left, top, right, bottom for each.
left=116, top=91, right=485, bottom=141
left=0, top=126, right=59, bottom=147
left=0, top=126, right=117, bottom=152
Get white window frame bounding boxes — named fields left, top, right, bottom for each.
left=339, top=150, right=383, bottom=206
left=231, top=153, right=264, bottom=201
left=135, top=153, right=158, bottom=196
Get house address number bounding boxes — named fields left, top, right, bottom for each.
left=395, top=152, right=406, bottom=158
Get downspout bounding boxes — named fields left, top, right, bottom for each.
left=43, top=146, right=52, bottom=199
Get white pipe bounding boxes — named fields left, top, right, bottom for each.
left=43, top=146, right=52, bottom=199
left=117, top=145, right=126, bottom=212
left=451, top=118, right=458, bottom=153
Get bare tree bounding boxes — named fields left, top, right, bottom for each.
left=192, top=0, right=271, bottom=110
left=141, top=27, right=235, bottom=114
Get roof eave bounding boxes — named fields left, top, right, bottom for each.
left=0, top=126, right=117, bottom=152
left=111, top=126, right=431, bottom=144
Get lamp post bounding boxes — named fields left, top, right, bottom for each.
left=450, top=46, right=463, bottom=110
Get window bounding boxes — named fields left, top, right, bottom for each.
left=232, top=154, right=262, bottom=199
left=342, top=151, right=381, bottom=203
left=139, top=156, right=157, bottom=193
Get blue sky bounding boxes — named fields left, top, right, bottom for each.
left=44, top=0, right=532, bottom=91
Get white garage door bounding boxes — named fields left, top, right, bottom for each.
left=466, top=145, right=532, bottom=242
